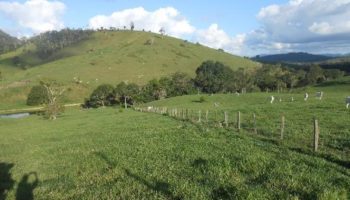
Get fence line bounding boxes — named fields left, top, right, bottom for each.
left=134, top=106, right=321, bottom=152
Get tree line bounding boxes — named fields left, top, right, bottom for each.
left=32, top=28, right=93, bottom=58
left=82, top=60, right=345, bottom=108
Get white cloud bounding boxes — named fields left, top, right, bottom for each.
left=89, top=7, right=195, bottom=37
left=246, top=0, right=350, bottom=55
left=0, top=0, right=65, bottom=34
left=195, top=24, right=245, bottom=55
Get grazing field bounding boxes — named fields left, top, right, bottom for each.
left=143, top=79, right=350, bottom=166
left=1, top=101, right=349, bottom=199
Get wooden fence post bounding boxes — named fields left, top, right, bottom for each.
left=198, top=110, right=201, bottom=123
left=206, top=110, right=209, bottom=122
left=280, top=115, right=285, bottom=140
left=224, top=112, right=228, bottom=127
left=237, top=111, right=241, bottom=131
left=314, top=119, right=319, bottom=152
left=253, top=113, right=257, bottom=134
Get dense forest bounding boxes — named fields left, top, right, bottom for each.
left=0, top=30, right=22, bottom=54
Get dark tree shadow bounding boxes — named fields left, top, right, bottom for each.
left=93, top=151, right=117, bottom=170
left=289, top=147, right=350, bottom=169
left=192, top=158, right=208, bottom=174
left=16, top=172, right=39, bottom=200
left=211, top=186, right=239, bottom=200
left=124, top=169, right=183, bottom=200
left=0, top=163, right=15, bottom=200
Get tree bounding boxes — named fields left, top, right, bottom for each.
left=167, top=72, right=194, bottom=96
left=324, top=69, right=344, bottom=80
left=26, top=85, right=49, bottom=106
left=114, top=82, right=140, bottom=108
left=85, top=84, right=115, bottom=108
left=194, top=60, right=234, bottom=93
left=159, top=27, right=165, bottom=35
left=141, top=79, right=167, bottom=102
left=130, top=22, right=135, bottom=31
left=40, top=80, right=66, bottom=120
left=306, top=65, right=325, bottom=85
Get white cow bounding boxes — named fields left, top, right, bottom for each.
left=270, top=96, right=275, bottom=104
left=316, top=92, right=324, bottom=100
left=304, top=93, right=309, bottom=101
left=214, top=102, right=220, bottom=107
left=291, top=97, right=294, bottom=102
left=147, top=106, right=153, bottom=111
left=346, top=96, right=350, bottom=109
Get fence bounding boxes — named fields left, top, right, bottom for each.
left=134, top=106, right=322, bottom=152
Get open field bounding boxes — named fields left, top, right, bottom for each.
left=1, top=82, right=349, bottom=199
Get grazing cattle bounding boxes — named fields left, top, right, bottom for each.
left=304, top=93, right=309, bottom=101
left=235, top=91, right=240, bottom=96
left=316, top=91, right=324, bottom=100
left=214, top=102, right=219, bottom=107
left=147, top=106, right=153, bottom=111
left=346, top=97, right=350, bottom=109
left=270, top=96, right=275, bottom=104
left=279, top=98, right=282, bottom=102
left=291, top=97, right=294, bottom=102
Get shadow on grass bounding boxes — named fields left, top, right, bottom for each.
left=15, top=172, right=39, bottom=200
left=124, top=169, right=183, bottom=200
left=93, top=151, right=117, bottom=170
left=290, top=147, right=350, bottom=170
left=211, top=186, right=241, bottom=200
left=0, top=163, right=15, bottom=200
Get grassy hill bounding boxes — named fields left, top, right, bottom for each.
left=0, top=30, right=259, bottom=110
left=1, top=81, right=349, bottom=199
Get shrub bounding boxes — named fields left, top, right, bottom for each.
left=26, top=85, right=49, bottom=106
left=199, top=96, right=206, bottom=103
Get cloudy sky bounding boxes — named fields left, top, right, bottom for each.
left=0, top=0, right=349, bottom=56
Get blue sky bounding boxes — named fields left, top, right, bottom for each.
left=1, top=0, right=350, bottom=56
left=61, top=0, right=287, bottom=36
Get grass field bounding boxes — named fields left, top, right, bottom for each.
left=1, top=80, right=349, bottom=199
left=0, top=31, right=259, bottom=110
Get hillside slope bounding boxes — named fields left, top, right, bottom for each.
left=0, top=30, right=259, bottom=109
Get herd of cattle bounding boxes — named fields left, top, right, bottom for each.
left=270, top=92, right=350, bottom=109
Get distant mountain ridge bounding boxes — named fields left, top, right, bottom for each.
left=0, top=30, right=21, bottom=54
left=253, top=52, right=333, bottom=63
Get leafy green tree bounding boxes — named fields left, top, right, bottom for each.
left=255, top=64, right=287, bottom=92
left=85, top=84, right=115, bottom=108
left=169, top=72, right=195, bottom=96
left=226, top=68, right=255, bottom=92
left=194, top=60, right=234, bottom=93
left=141, top=79, right=167, bottom=102
left=26, top=85, right=49, bottom=106
left=114, top=82, right=140, bottom=108
left=324, top=69, right=344, bottom=80
left=306, top=65, right=325, bottom=85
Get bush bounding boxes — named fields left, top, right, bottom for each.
left=199, top=96, right=206, bottom=103
left=26, top=85, right=49, bottom=106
